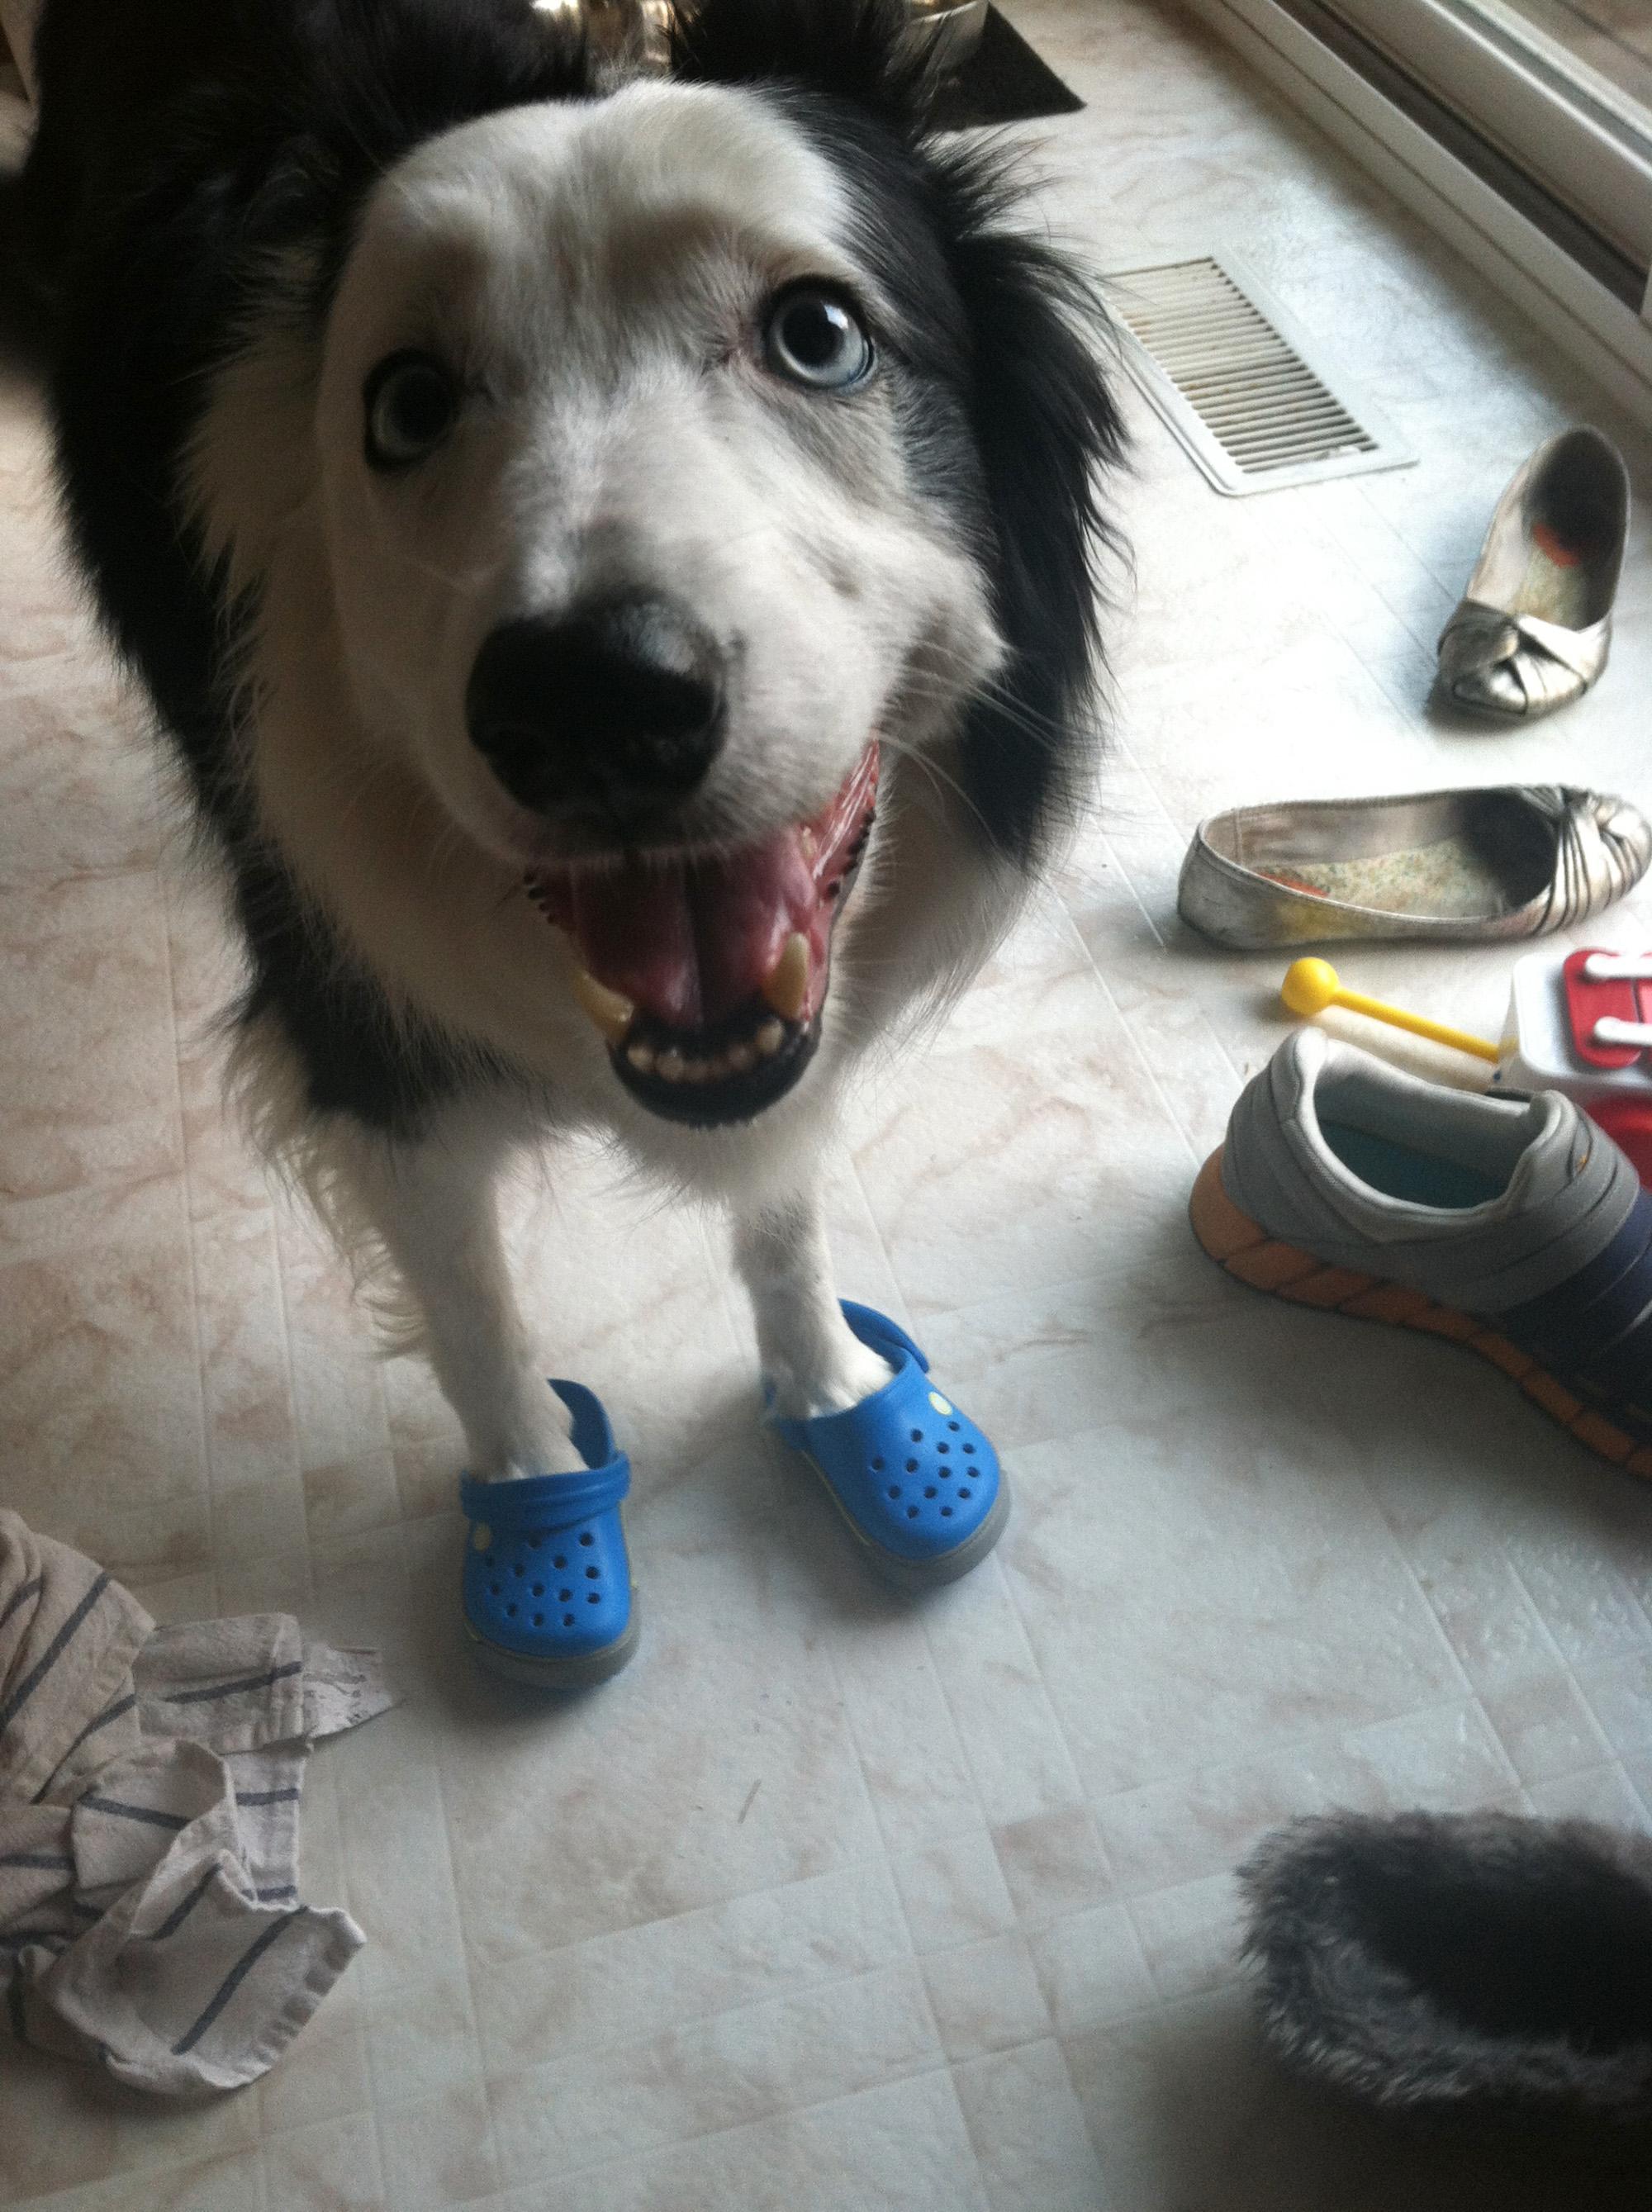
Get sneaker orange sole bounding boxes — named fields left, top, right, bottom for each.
left=1189, top=1148, right=1652, bottom=1477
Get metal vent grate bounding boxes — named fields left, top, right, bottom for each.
left=1101, top=252, right=1413, bottom=496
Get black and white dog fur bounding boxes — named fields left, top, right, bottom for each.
left=11, top=0, right=1118, bottom=1492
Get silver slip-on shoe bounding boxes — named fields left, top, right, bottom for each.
left=1436, top=426, right=1629, bottom=719
left=1177, top=784, right=1652, bottom=951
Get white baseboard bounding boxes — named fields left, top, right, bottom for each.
left=1175, top=0, right=1652, bottom=429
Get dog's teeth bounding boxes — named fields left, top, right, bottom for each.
left=626, top=1042, right=656, bottom=1075
left=761, top=933, right=809, bottom=1023
left=800, top=827, right=818, bottom=865
left=657, top=1048, right=686, bottom=1082
left=727, top=1040, right=757, bottom=1075
left=572, top=966, right=634, bottom=1046
left=755, top=1018, right=785, bottom=1057
left=684, top=1058, right=714, bottom=1084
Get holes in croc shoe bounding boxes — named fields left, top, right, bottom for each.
left=941, top=1505, right=954, bottom=1518
left=586, top=1564, right=600, bottom=1580
left=559, top=1588, right=572, bottom=1602
left=563, top=1612, right=575, bottom=1626
left=553, top=1555, right=567, bottom=1570
left=958, top=1487, right=972, bottom=1500
left=579, top=1532, right=594, bottom=1547
left=528, top=1536, right=543, bottom=1550
left=887, top=1486, right=901, bottom=1499
left=906, top=1506, right=919, bottom=1518
left=962, top=1443, right=976, bottom=1455
left=506, top=1603, right=518, bottom=1618
left=905, top=1458, right=919, bottom=1473
left=587, top=1592, right=601, bottom=1605
left=910, top=1429, right=923, bottom=1442
left=531, top=1583, right=544, bottom=1597
left=924, top=1486, right=937, bottom=1498
left=489, top=1580, right=501, bottom=1596
left=871, top=1456, right=885, bottom=1472
left=948, top=1420, right=960, bottom=1431
left=937, top=1442, right=950, bottom=1455
left=533, top=1612, right=544, bottom=1626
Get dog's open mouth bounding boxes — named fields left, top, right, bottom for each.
left=526, top=743, right=879, bottom=1126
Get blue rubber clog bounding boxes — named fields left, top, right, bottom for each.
left=460, top=1381, right=638, bottom=1687
left=767, top=1302, right=1009, bottom=1588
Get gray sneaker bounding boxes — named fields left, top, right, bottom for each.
left=1191, top=1029, right=1652, bottom=1471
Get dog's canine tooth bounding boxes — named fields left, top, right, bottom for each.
left=572, top=966, right=634, bottom=1045
left=755, top=1018, right=785, bottom=1057
left=761, top=933, right=809, bottom=1023
left=657, top=1048, right=686, bottom=1082
left=626, top=1041, right=656, bottom=1075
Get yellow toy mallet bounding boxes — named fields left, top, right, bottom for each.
left=1281, top=957, right=1500, bottom=1066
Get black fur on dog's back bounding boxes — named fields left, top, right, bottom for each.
left=18, top=0, right=1122, bottom=1135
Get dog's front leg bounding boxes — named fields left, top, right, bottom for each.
left=730, top=1189, right=894, bottom=1418
left=338, top=1122, right=586, bottom=1478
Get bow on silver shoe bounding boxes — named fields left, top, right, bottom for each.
left=1436, top=427, right=1628, bottom=720
left=1437, top=602, right=1610, bottom=717
left=1522, top=785, right=1652, bottom=933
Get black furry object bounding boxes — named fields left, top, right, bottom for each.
left=1238, top=1811, right=1652, bottom=2134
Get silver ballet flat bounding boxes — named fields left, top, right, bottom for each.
left=1177, top=784, right=1652, bottom=950
left=1436, top=426, right=1629, bottom=719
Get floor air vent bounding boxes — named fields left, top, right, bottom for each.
left=1102, top=253, right=1413, bottom=496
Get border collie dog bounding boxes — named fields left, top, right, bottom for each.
left=15, top=0, right=1118, bottom=1644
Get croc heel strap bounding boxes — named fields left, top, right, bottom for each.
left=769, top=1301, right=1008, bottom=1589
left=460, top=1380, right=638, bottom=1687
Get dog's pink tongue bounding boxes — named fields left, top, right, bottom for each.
left=531, top=743, right=880, bottom=1034
left=567, top=833, right=815, bottom=1030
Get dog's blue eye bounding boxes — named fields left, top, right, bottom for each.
left=363, top=352, right=458, bottom=468
left=763, top=288, right=873, bottom=392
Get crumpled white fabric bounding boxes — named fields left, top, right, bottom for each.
left=0, top=1509, right=393, bottom=2095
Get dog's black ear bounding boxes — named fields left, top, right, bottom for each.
left=931, top=150, right=1125, bottom=867
left=671, top=0, right=932, bottom=129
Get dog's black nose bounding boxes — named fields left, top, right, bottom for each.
left=466, top=594, right=724, bottom=828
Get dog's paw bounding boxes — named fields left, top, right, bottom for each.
left=468, top=1379, right=590, bottom=1478
left=768, top=1337, right=895, bottom=1422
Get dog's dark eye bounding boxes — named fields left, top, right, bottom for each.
left=363, top=352, right=458, bottom=468
left=762, top=287, right=873, bottom=392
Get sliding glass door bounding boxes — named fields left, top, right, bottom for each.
left=1309, top=0, right=1652, bottom=300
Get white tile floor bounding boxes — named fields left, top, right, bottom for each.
left=4, top=2, right=1652, bottom=2205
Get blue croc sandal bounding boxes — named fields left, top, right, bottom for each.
left=460, top=1382, right=638, bottom=1688
left=768, top=1302, right=1009, bottom=1590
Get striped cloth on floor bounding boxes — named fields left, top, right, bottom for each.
left=0, top=1509, right=393, bottom=2094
